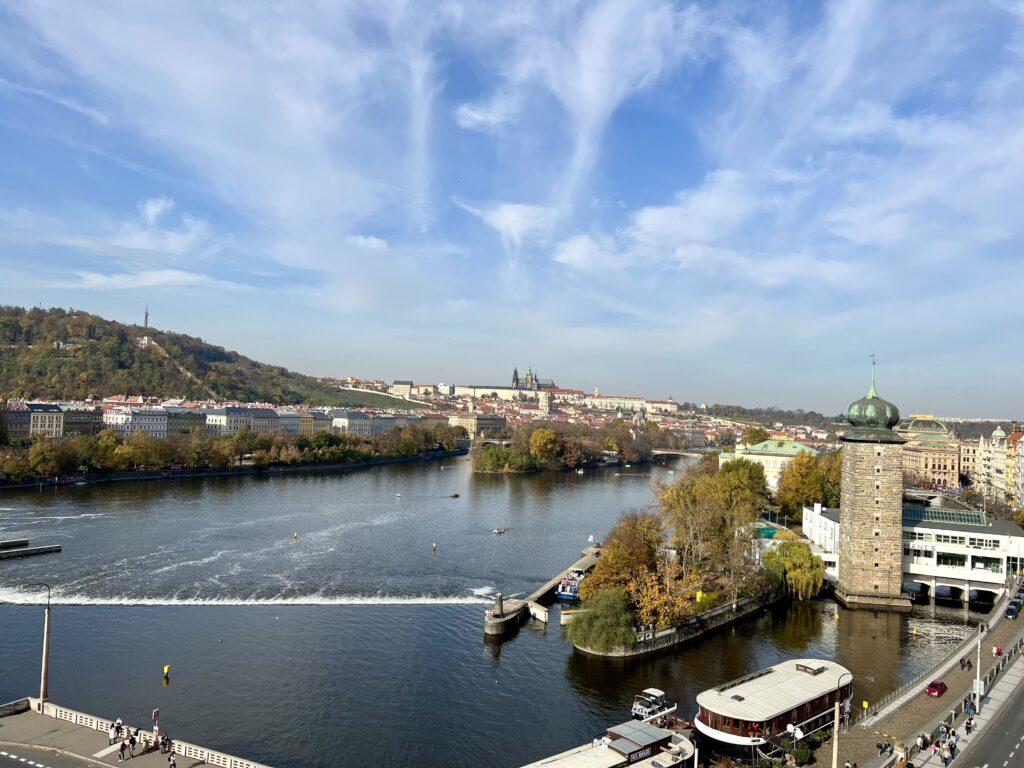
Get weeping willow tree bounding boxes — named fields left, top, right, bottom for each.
left=762, top=541, right=825, bottom=600
left=564, top=588, right=637, bottom=653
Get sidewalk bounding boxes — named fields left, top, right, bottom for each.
left=822, top=608, right=1024, bottom=768
left=900, top=650, right=1024, bottom=768
left=0, top=711, right=203, bottom=768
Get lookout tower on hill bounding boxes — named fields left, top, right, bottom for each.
left=836, top=361, right=912, bottom=611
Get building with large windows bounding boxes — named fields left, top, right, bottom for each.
left=1007, top=427, right=1023, bottom=508
left=976, top=426, right=1009, bottom=502
left=805, top=500, right=1024, bottom=600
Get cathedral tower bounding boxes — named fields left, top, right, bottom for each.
left=836, top=364, right=912, bottom=611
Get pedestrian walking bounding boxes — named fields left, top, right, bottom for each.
left=915, top=735, right=924, bottom=752
left=993, top=644, right=998, bottom=657
left=109, top=724, right=117, bottom=745
left=965, top=717, right=973, bottom=736
left=118, top=741, right=127, bottom=763
left=115, top=717, right=123, bottom=737
left=129, top=732, right=137, bottom=758
left=950, top=741, right=957, bottom=759
left=877, top=742, right=884, bottom=756
left=959, top=658, right=966, bottom=671
left=966, top=659, right=973, bottom=671
left=845, top=761, right=852, bottom=768
left=167, top=754, right=176, bottom=768
left=941, top=745, right=950, bottom=767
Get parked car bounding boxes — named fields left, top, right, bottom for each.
left=1005, top=605, right=1020, bottom=620
left=926, top=680, right=948, bottom=697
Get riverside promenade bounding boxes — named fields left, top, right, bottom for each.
left=821, top=595, right=1023, bottom=768
left=0, top=699, right=270, bottom=768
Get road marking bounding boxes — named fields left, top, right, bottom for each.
left=92, top=742, right=121, bottom=758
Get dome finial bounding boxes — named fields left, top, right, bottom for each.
left=868, top=351, right=878, bottom=398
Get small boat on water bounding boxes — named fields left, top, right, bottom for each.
left=493, top=528, right=506, bottom=535
left=632, top=688, right=673, bottom=720
left=555, top=569, right=585, bottom=602
left=450, top=493, right=460, bottom=498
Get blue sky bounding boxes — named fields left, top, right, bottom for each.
left=0, top=1, right=1021, bottom=416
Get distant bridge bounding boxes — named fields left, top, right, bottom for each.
left=652, top=449, right=707, bottom=457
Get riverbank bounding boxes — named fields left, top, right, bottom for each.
left=571, top=593, right=780, bottom=658
left=0, top=448, right=467, bottom=493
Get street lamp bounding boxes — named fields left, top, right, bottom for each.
left=24, top=583, right=51, bottom=713
left=831, top=671, right=853, bottom=768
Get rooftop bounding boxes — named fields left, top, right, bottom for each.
left=740, top=439, right=819, bottom=456
left=696, top=659, right=850, bottom=722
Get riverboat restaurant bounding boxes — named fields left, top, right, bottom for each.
left=694, top=659, right=852, bottom=762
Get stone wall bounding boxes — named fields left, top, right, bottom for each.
left=839, top=441, right=905, bottom=602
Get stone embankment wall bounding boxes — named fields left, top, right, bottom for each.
left=574, top=594, right=776, bottom=658
left=0, top=448, right=468, bottom=492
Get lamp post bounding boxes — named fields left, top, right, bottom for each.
left=831, top=671, right=853, bottom=768
left=25, top=583, right=51, bottom=712
left=975, top=619, right=983, bottom=715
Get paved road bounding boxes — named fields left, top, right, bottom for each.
left=956, top=667, right=1024, bottom=768
left=0, top=744, right=97, bottom=768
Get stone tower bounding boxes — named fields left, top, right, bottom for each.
left=512, top=367, right=520, bottom=389
left=836, top=365, right=912, bottom=611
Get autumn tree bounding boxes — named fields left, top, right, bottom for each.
left=580, top=511, right=663, bottom=599
left=776, top=450, right=842, bottom=520
left=529, top=427, right=561, bottom=468
left=563, top=588, right=637, bottom=653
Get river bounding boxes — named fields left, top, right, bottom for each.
left=0, top=457, right=984, bottom=768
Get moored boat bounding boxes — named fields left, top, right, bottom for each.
left=693, top=658, right=851, bottom=763
left=554, top=569, right=585, bottom=601
left=631, top=688, right=673, bottom=720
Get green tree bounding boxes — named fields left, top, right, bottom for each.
left=563, top=588, right=637, bottom=653
left=776, top=451, right=841, bottom=520
left=743, top=426, right=771, bottom=445
left=762, top=541, right=825, bottom=600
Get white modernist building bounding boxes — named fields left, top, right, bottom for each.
left=804, top=499, right=1024, bottom=601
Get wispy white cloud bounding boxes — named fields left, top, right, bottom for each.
left=138, top=197, right=174, bottom=226
left=68, top=269, right=238, bottom=291
left=344, top=234, right=389, bottom=251
left=0, top=74, right=109, bottom=124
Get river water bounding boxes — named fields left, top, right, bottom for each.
left=0, top=458, right=983, bottom=768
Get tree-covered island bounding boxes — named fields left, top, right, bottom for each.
left=566, top=454, right=826, bottom=654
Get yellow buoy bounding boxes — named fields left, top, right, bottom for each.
left=294, top=532, right=298, bottom=541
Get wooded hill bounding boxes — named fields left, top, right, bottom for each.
left=0, top=306, right=418, bottom=408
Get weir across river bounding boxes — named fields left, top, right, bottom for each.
left=483, top=545, right=602, bottom=635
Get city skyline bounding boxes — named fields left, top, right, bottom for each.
left=1, top=2, right=1023, bottom=414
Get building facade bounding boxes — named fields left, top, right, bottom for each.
left=163, top=406, right=207, bottom=436
left=721, top=439, right=819, bottom=491
left=389, top=380, right=413, bottom=397
left=275, top=408, right=301, bottom=434
left=448, top=413, right=506, bottom=437
left=28, top=403, right=64, bottom=438
left=247, top=408, right=280, bottom=435
left=835, top=375, right=911, bottom=610
left=103, top=406, right=168, bottom=438
left=896, top=415, right=960, bottom=489
left=976, top=426, right=1008, bottom=502
left=60, top=405, right=104, bottom=437
left=332, top=410, right=374, bottom=437
left=4, top=402, right=31, bottom=441
left=805, top=501, right=1024, bottom=599
left=204, top=407, right=252, bottom=436
left=1006, top=428, right=1023, bottom=508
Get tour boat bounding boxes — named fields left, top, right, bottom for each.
left=693, top=659, right=852, bottom=763
left=554, top=570, right=585, bottom=602
left=632, top=688, right=673, bottom=720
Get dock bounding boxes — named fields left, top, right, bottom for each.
left=484, top=545, right=601, bottom=635
left=0, top=539, right=62, bottom=560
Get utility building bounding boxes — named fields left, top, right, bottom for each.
left=836, top=368, right=913, bottom=611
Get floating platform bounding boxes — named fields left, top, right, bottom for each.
left=0, top=540, right=62, bottom=560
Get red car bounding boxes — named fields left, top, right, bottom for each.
left=926, top=680, right=947, bottom=697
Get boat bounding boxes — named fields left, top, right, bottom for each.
left=450, top=493, right=460, bottom=498
left=576, top=469, right=584, bottom=475
left=554, top=569, right=585, bottom=602
left=520, top=716, right=692, bottom=768
left=693, top=659, right=852, bottom=763
left=493, top=528, right=506, bottom=535
left=632, top=688, right=673, bottom=720
left=395, top=493, right=402, bottom=498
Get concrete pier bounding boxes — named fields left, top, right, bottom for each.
left=484, top=546, right=601, bottom=636
left=0, top=540, right=62, bottom=560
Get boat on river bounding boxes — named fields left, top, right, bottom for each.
left=520, top=715, right=693, bottom=768
left=554, top=569, right=584, bottom=602
left=693, top=658, right=851, bottom=763
left=632, top=688, right=673, bottom=720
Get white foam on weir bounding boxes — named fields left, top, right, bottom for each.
left=0, top=586, right=491, bottom=606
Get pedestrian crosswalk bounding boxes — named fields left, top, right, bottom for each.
left=0, top=749, right=55, bottom=768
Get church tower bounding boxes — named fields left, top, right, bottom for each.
left=836, top=363, right=912, bottom=611
left=512, top=367, right=520, bottom=389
